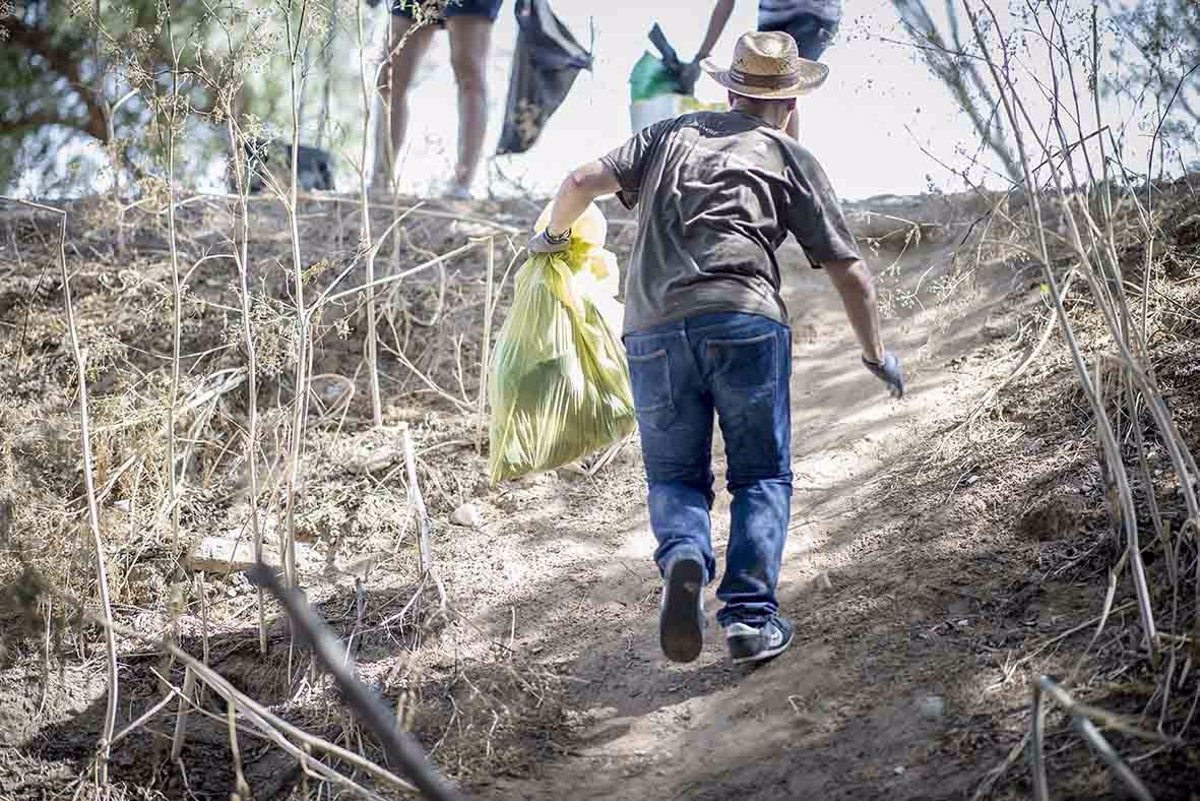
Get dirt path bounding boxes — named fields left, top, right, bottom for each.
left=449, top=226, right=1038, bottom=800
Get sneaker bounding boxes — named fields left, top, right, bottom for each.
left=724, top=616, right=795, bottom=665
left=443, top=183, right=473, bottom=201
left=659, top=552, right=705, bottom=663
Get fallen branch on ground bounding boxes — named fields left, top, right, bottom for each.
left=249, top=563, right=467, bottom=801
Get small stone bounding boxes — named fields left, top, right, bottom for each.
left=917, top=695, right=945, bottom=720
left=816, top=572, right=833, bottom=591
left=893, top=765, right=906, bottom=776
left=112, top=499, right=131, bottom=513
left=351, top=447, right=401, bottom=475
left=450, top=503, right=483, bottom=528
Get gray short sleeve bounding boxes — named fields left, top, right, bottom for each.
left=599, top=119, right=674, bottom=210
left=784, top=157, right=861, bottom=268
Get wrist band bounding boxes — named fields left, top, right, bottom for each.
left=545, top=228, right=571, bottom=244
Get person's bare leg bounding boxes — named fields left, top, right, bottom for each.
left=446, top=15, right=493, bottom=195
left=374, top=16, right=436, bottom=191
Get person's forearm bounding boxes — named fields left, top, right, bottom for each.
left=696, top=0, right=735, bottom=60
left=547, top=175, right=599, bottom=237
left=546, top=161, right=620, bottom=236
left=830, top=261, right=885, bottom=362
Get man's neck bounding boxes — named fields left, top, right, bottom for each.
left=732, top=106, right=789, bottom=131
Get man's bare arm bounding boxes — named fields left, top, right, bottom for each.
left=823, top=258, right=885, bottom=362
left=542, top=160, right=621, bottom=237
left=696, top=0, right=736, bottom=61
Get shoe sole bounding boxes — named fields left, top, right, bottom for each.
left=730, top=628, right=795, bottom=665
left=660, top=557, right=704, bottom=663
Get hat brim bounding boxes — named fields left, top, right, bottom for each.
left=699, top=57, right=828, bottom=99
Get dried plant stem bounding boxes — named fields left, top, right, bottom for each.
left=170, top=665, right=196, bottom=761
left=963, top=0, right=1158, bottom=656
left=282, top=0, right=312, bottom=589
left=49, top=583, right=418, bottom=797
left=226, top=113, right=267, bottom=654
left=402, top=427, right=447, bottom=611
left=250, top=565, right=465, bottom=801
left=357, top=0, right=383, bottom=426
left=227, top=699, right=250, bottom=799
left=477, top=237, right=495, bottom=453
left=56, top=209, right=119, bottom=785
left=110, top=687, right=175, bottom=747
left=163, top=7, right=184, bottom=549
left=319, top=241, right=478, bottom=310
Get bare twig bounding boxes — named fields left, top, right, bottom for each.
left=477, top=236, right=495, bottom=453
left=402, top=427, right=448, bottom=611
left=226, top=110, right=267, bottom=654
left=170, top=666, right=196, bottom=761
left=46, top=580, right=418, bottom=797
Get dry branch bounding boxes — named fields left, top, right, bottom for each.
left=1031, top=675, right=1157, bottom=801
left=249, top=564, right=467, bottom=801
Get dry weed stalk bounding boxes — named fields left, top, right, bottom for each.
left=162, top=5, right=186, bottom=549
left=225, top=111, right=268, bottom=654
left=476, top=236, right=495, bottom=451
left=1030, top=676, right=1161, bottom=801
left=3, top=199, right=121, bottom=784
left=402, top=426, right=448, bottom=611
left=356, top=0, right=384, bottom=427
left=282, top=0, right=314, bottom=591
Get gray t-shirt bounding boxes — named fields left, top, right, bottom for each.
left=600, top=110, right=860, bottom=334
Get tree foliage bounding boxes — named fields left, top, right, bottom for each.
left=0, top=0, right=346, bottom=192
left=1104, top=0, right=1200, bottom=166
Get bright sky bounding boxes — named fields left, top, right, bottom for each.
left=391, top=0, right=991, bottom=201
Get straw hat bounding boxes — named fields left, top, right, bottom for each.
left=701, top=30, right=828, bottom=100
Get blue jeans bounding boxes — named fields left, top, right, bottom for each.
left=624, top=313, right=792, bottom=627
left=760, top=13, right=838, bottom=61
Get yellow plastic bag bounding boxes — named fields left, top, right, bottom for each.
left=488, top=204, right=635, bottom=482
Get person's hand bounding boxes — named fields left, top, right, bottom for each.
left=678, top=59, right=703, bottom=95
left=862, top=352, right=905, bottom=398
left=527, top=228, right=572, bottom=254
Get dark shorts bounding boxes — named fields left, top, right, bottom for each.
left=392, top=0, right=503, bottom=23
left=759, top=12, right=838, bottom=61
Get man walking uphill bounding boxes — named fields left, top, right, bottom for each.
left=530, top=32, right=904, bottom=665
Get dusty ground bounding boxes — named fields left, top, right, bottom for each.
left=0, top=188, right=1197, bottom=800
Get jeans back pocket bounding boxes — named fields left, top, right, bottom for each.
left=627, top=348, right=677, bottom=430
left=706, top=331, right=778, bottom=392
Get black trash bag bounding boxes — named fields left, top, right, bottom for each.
left=496, top=0, right=593, bottom=155
left=235, top=140, right=335, bottom=194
